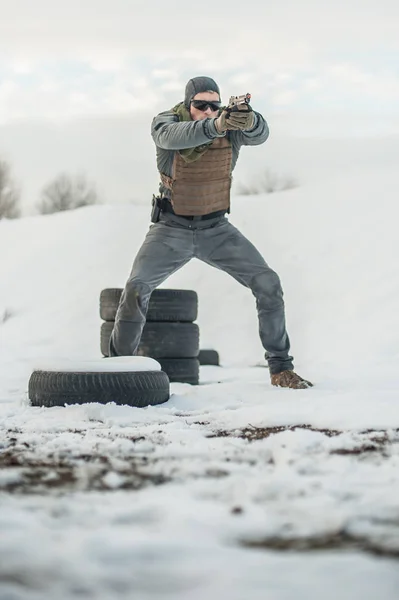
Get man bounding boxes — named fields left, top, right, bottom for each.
left=110, top=76, right=312, bottom=389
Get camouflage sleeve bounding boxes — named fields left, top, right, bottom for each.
left=151, top=110, right=225, bottom=150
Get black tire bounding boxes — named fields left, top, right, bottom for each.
left=101, top=321, right=114, bottom=356
left=29, top=369, right=170, bottom=408
left=100, top=288, right=198, bottom=322
left=198, top=349, right=220, bottom=366
left=101, top=321, right=200, bottom=359
left=157, top=358, right=199, bottom=385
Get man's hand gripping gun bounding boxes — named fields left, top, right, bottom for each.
left=216, top=92, right=254, bottom=132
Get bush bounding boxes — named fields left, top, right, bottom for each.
left=37, top=172, right=99, bottom=215
left=0, top=161, right=21, bottom=219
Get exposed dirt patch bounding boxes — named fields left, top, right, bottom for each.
left=208, top=425, right=399, bottom=452
left=207, top=424, right=343, bottom=440
left=240, top=530, right=399, bottom=558
left=0, top=447, right=169, bottom=494
left=329, top=431, right=393, bottom=455
left=1, top=426, right=398, bottom=494
left=331, top=444, right=384, bottom=455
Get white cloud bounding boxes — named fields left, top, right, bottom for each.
left=272, top=90, right=299, bottom=107
left=329, top=64, right=373, bottom=85
left=228, top=73, right=258, bottom=87
left=152, top=69, right=178, bottom=80
left=159, top=80, right=185, bottom=93
left=84, top=53, right=131, bottom=74
left=302, top=78, right=322, bottom=92
left=0, top=59, right=398, bottom=123
left=0, top=1, right=398, bottom=123
left=9, top=60, right=34, bottom=75
left=0, top=73, right=161, bottom=124
left=306, top=64, right=399, bottom=107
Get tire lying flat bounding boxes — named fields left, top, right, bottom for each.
left=29, top=369, right=170, bottom=408
left=101, top=321, right=200, bottom=359
left=100, top=288, right=198, bottom=322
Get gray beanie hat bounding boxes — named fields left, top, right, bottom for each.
left=184, top=76, right=221, bottom=108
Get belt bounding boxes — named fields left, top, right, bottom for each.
left=162, top=201, right=226, bottom=221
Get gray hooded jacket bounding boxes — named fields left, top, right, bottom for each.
left=151, top=109, right=270, bottom=197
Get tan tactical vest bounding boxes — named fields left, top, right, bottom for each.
left=160, top=136, right=232, bottom=216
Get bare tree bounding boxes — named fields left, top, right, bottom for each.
left=235, top=182, right=262, bottom=196
left=236, top=168, right=299, bottom=196
left=260, top=168, right=281, bottom=194
left=260, top=169, right=299, bottom=193
left=37, top=172, right=99, bottom=214
left=279, top=175, right=299, bottom=191
left=0, top=161, right=21, bottom=219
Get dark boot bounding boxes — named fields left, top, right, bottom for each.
left=270, top=370, right=313, bottom=389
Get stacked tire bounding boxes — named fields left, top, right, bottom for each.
left=100, top=289, right=200, bottom=385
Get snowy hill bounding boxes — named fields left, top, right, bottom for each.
left=1, top=169, right=398, bottom=397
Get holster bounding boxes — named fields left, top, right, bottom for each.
left=150, top=194, right=164, bottom=223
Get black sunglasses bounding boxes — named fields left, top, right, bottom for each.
left=190, top=100, right=221, bottom=112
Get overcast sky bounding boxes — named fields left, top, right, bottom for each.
left=0, top=0, right=398, bottom=211
left=1, top=0, right=398, bottom=122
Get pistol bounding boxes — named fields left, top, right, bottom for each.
left=227, top=93, right=252, bottom=112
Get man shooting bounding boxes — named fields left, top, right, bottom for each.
left=110, top=76, right=312, bottom=389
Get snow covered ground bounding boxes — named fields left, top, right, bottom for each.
left=1, top=168, right=399, bottom=599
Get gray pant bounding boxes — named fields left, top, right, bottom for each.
left=110, top=213, right=294, bottom=374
